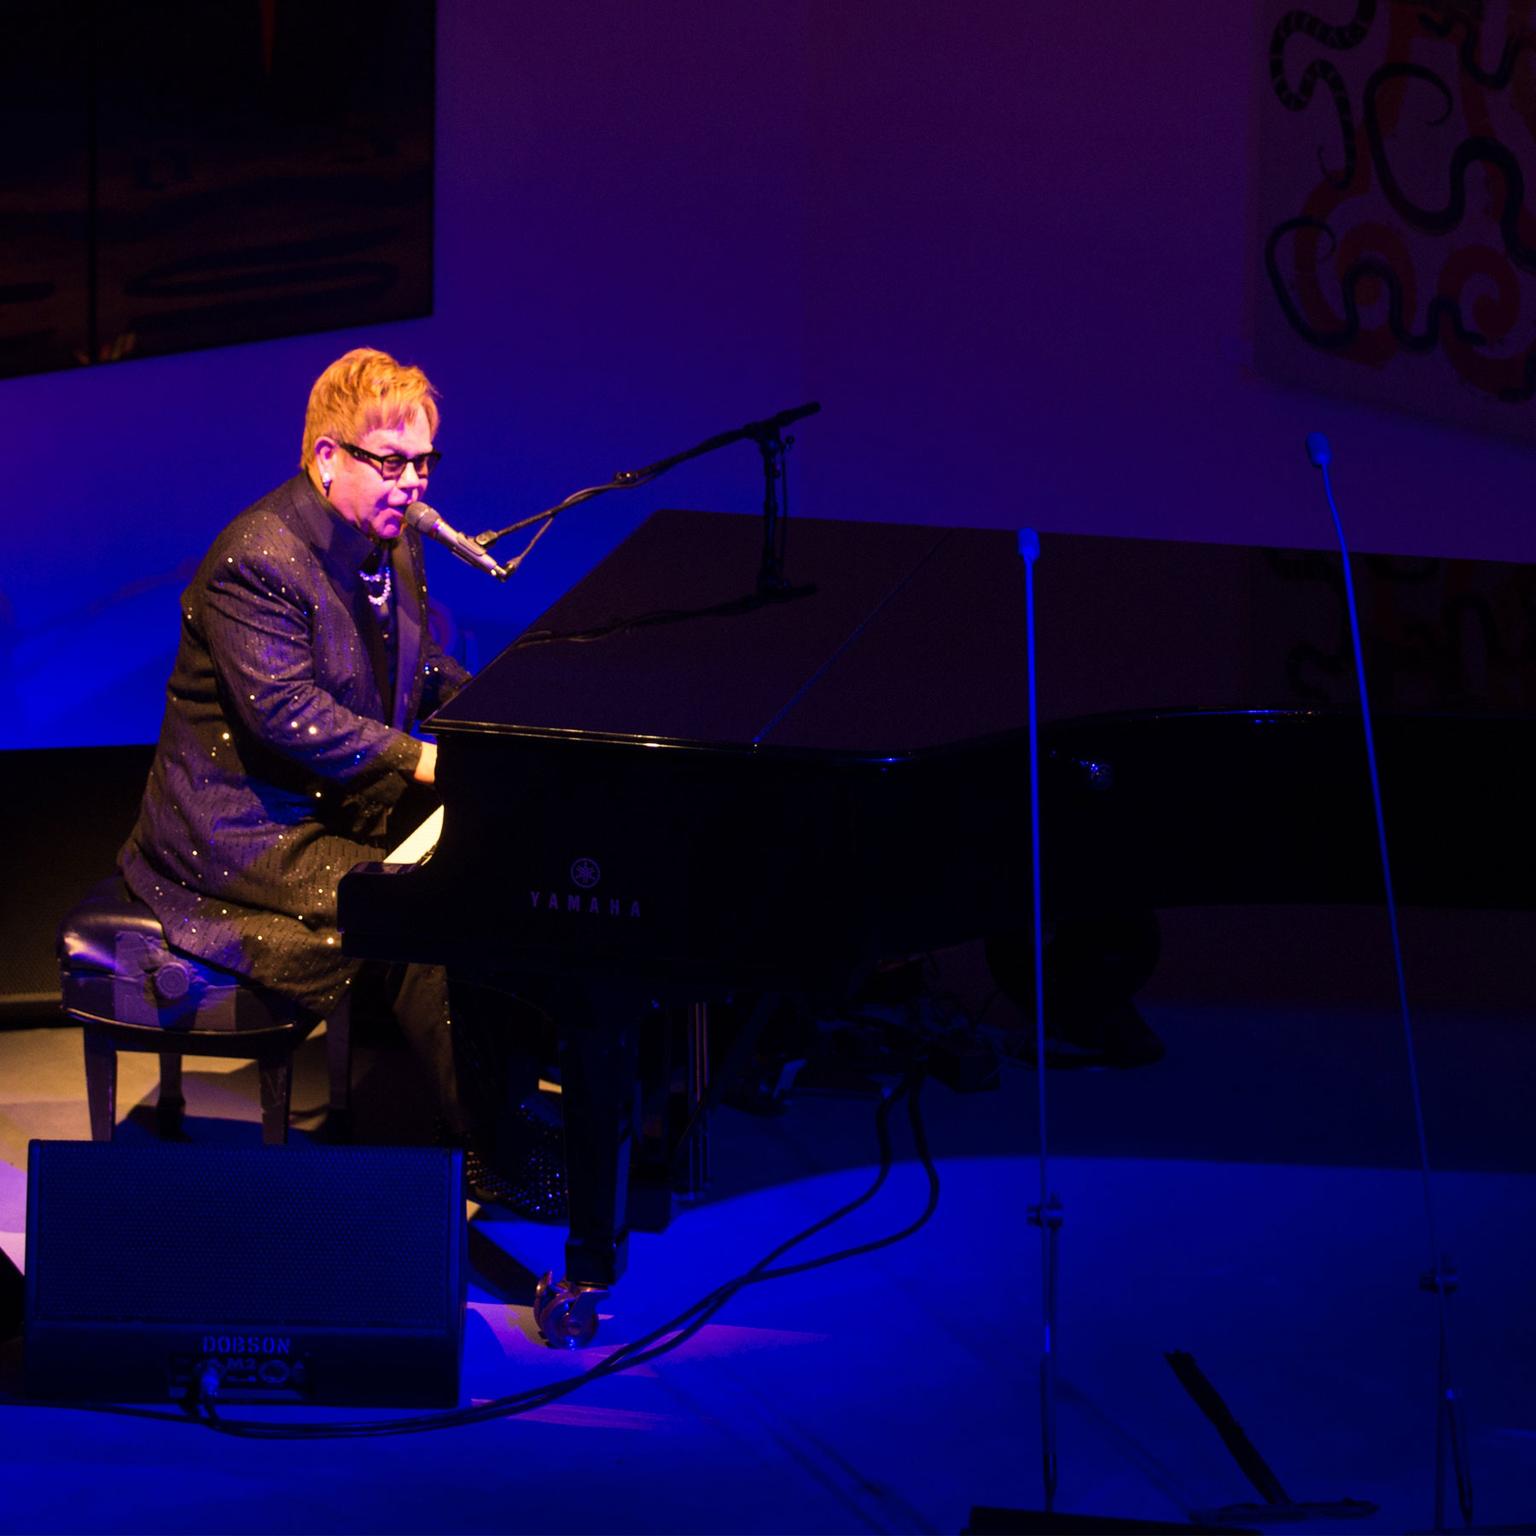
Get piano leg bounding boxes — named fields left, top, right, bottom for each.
left=557, top=985, right=642, bottom=1289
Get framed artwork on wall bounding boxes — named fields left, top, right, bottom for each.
left=0, top=1, right=434, bottom=379
left=1256, top=0, right=1536, bottom=442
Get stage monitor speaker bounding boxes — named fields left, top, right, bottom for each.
left=24, top=1141, right=464, bottom=1406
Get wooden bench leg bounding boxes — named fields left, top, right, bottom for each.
left=257, top=1052, right=293, bottom=1146
left=156, top=1054, right=185, bottom=1137
left=82, top=1030, right=117, bottom=1142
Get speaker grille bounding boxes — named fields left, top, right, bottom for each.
left=29, top=1143, right=458, bottom=1328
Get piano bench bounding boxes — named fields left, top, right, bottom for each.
left=56, top=878, right=351, bottom=1146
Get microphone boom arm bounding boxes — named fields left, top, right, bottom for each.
left=475, top=403, right=821, bottom=580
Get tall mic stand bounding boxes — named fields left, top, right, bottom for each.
left=1020, top=528, right=1062, bottom=1513
left=474, top=402, right=820, bottom=594
left=970, top=527, right=1380, bottom=1536
left=755, top=426, right=793, bottom=595
left=1306, top=434, right=1478, bottom=1534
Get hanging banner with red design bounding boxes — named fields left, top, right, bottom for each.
left=1257, top=0, right=1536, bottom=440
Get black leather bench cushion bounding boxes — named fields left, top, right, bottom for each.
left=57, top=877, right=294, bottom=1034
left=57, top=877, right=162, bottom=972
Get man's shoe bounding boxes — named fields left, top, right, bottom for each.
left=465, top=1095, right=567, bottom=1222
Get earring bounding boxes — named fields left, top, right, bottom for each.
left=322, top=475, right=332, bottom=496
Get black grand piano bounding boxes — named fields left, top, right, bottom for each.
left=339, top=508, right=1536, bottom=1287
left=339, top=508, right=1042, bottom=1286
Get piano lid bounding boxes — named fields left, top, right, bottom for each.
left=429, top=509, right=1536, bottom=755
left=427, top=509, right=1034, bottom=755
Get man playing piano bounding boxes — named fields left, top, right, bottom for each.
left=119, top=346, right=476, bottom=1145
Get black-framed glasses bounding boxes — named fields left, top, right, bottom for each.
left=340, top=442, right=442, bottom=480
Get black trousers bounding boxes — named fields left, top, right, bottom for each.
left=383, top=962, right=548, bottom=1165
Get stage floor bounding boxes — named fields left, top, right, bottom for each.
left=1, top=923, right=1534, bottom=1534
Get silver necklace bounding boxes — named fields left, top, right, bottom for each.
left=360, top=560, right=392, bottom=613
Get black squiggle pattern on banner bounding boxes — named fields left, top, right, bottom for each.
left=1263, top=215, right=1487, bottom=350
left=1365, top=63, right=1536, bottom=269
left=1268, top=0, right=1378, bottom=187
left=1419, top=8, right=1533, bottom=89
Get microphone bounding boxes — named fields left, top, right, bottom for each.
left=403, top=502, right=510, bottom=579
left=741, top=401, right=821, bottom=440
left=1305, top=431, right=1332, bottom=468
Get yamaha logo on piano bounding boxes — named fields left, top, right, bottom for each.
left=529, top=856, right=643, bottom=919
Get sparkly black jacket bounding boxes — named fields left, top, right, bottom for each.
left=120, top=474, right=471, bottom=1015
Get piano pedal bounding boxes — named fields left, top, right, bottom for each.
left=533, top=1271, right=603, bottom=1349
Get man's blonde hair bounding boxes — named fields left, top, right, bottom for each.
left=300, top=347, right=440, bottom=467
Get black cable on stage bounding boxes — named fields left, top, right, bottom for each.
left=74, top=1067, right=941, bottom=1441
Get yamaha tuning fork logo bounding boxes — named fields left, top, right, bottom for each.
left=530, top=854, right=642, bottom=919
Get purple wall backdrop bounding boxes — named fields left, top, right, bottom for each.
left=7, top=1, right=1536, bottom=749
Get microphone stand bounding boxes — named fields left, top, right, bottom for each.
left=1307, top=435, right=1479, bottom=1534
left=474, top=402, right=821, bottom=595
left=971, top=528, right=1380, bottom=1536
